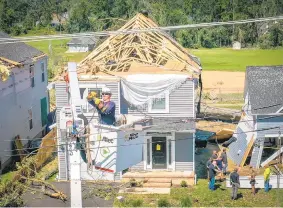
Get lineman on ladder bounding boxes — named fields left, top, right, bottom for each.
left=87, top=87, right=116, bottom=125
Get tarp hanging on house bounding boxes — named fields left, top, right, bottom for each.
left=120, top=74, right=189, bottom=106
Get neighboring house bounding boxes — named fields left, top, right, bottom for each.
left=0, top=32, right=49, bottom=171
left=67, top=37, right=96, bottom=52
left=227, top=66, right=283, bottom=169
left=55, top=13, right=202, bottom=182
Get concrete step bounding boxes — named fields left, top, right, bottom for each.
left=146, top=178, right=171, bottom=183
left=143, top=182, right=171, bottom=188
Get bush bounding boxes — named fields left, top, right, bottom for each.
left=180, top=180, right=188, bottom=187
left=258, top=34, right=272, bottom=49
left=158, top=198, right=170, bottom=207
left=11, top=26, right=23, bottom=36
left=130, top=199, right=143, bottom=207
left=180, top=196, right=192, bottom=207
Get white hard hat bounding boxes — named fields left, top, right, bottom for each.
left=102, top=87, right=111, bottom=94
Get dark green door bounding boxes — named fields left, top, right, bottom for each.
left=152, top=137, right=167, bottom=169
left=40, top=97, right=48, bottom=127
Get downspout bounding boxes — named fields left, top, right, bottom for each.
left=197, top=73, right=203, bottom=115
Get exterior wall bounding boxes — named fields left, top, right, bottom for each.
left=250, top=115, right=283, bottom=168
left=68, top=45, right=90, bottom=52
left=55, top=78, right=196, bottom=176
left=79, top=81, right=120, bottom=120
left=55, top=83, right=69, bottom=180
left=120, top=79, right=195, bottom=118
left=175, top=132, right=194, bottom=172
left=130, top=132, right=194, bottom=172
left=256, top=115, right=283, bottom=137
left=0, top=57, right=49, bottom=168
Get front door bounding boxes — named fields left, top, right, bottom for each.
left=152, top=137, right=167, bottom=169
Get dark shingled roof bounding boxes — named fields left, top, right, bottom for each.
left=68, top=37, right=96, bottom=45
left=146, top=117, right=195, bottom=131
left=0, top=32, right=44, bottom=64
left=246, top=66, right=283, bottom=114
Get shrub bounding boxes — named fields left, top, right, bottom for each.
left=180, top=180, right=188, bottom=187
left=180, top=196, right=192, bottom=207
left=158, top=198, right=170, bottom=207
left=130, top=199, right=143, bottom=207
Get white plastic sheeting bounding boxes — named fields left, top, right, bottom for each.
left=120, top=74, right=189, bottom=106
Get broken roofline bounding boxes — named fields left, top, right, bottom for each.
left=77, top=13, right=201, bottom=77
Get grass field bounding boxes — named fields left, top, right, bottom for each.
left=27, top=39, right=90, bottom=63
left=26, top=39, right=283, bottom=71
left=114, top=179, right=283, bottom=207
left=191, top=48, right=283, bottom=71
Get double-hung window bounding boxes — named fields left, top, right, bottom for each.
left=30, top=65, right=35, bottom=88
left=148, top=91, right=169, bottom=113
left=79, top=84, right=105, bottom=113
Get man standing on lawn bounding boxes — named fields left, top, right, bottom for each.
left=264, top=165, right=271, bottom=192
left=208, top=160, right=221, bottom=190
left=221, top=148, right=228, bottom=175
left=230, top=167, right=240, bottom=200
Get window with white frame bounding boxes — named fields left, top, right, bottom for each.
left=148, top=92, right=169, bottom=113
left=79, top=84, right=105, bottom=113
left=28, top=109, right=33, bottom=130
left=41, top=62, right=45, bottom=82
left=30, top=65, right=35, bottom=87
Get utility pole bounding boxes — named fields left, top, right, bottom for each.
left=68, top=62, right=84, bottom=207
left=232, top=0, right=235, bottom=39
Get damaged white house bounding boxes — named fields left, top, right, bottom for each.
left=55, top=13, right=202, bottom=185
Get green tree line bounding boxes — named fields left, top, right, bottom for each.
left=1, top=0, right=283, bottom=48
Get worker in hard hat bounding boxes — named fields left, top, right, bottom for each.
left=87, top=87, right=116, bottom=125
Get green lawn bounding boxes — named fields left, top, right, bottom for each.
left=114, top=179, right=283, bottom=207
left=26, top=40, right=283, bottom=71
left=191, top=48, right=283, bottom=71
left=27, top=39, right=90, bottom=63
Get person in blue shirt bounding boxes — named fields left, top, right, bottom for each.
left=87, top=87, right=116, bottom=125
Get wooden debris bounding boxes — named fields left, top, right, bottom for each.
left=77, top=13, right=201, bottom=77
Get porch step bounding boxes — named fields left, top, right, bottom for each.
left=123, top=171, right=194, bottom=179
left=146, top=178, right=171, bottom=183
left=143, top=182, right=172, bottom=188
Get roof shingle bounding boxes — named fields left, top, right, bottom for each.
left=0, top=32, right=44, bottom=64
left=246, top=65, right=283, bottom=114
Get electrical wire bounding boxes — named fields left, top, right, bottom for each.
left=1, top=111, right=283, bottom=143
left=4, top=124, right=283, bottom=155
left=0, top=16, right=283, bottom=44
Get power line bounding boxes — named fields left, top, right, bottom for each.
left=0, top=15, right=283, bottom=44
left=1, top=110, right=282, bottom=144
left=4, top=124, right=283, bottom=155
